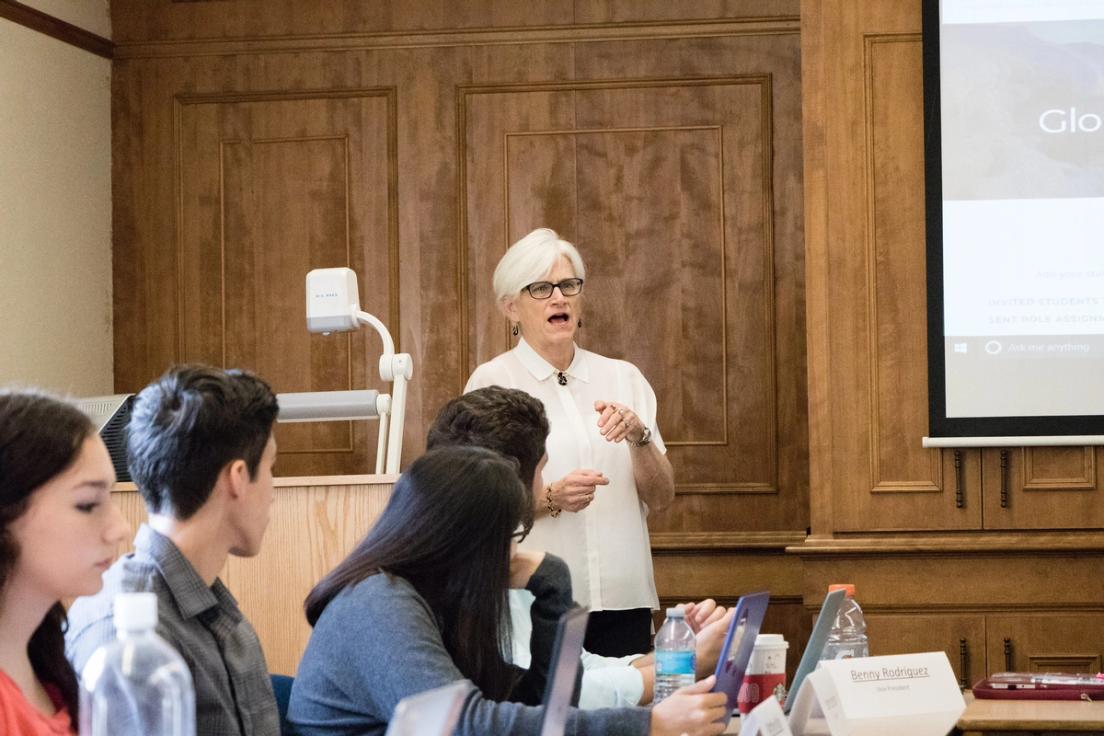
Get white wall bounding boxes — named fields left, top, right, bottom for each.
left=0, top=6, right=113, bottom=396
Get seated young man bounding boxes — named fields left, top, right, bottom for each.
left=426, top=385, right=733, bottom=709
left=67, top=365, right=281, bottom=736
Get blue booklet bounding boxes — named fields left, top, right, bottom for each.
left=712, top=591, right=770, bottom=724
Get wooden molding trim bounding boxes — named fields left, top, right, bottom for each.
left=860, top=33, right=928, bottom=493
left=791, top=531, right=1104, bottom=556
left=808, top=602, right=1104, bottom=615
left=659, top=594, right=804, bottom=606
left=115, top=474, right=399, bottom=493
left=0, top=0, right=112, bottom=59
left=1023, top=446, right=1097, bottom=491
left=675, top=482, right=778, bottom=495
left=651, top=530, right=807, bottom=551
left=800, top=0, right=836, bottom=538
left=113, top=17, right=799, bottom=60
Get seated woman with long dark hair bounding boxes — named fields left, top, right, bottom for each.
left=288, top=446, right=726, bottom=736
left=0, top=391, right=129, bottom=734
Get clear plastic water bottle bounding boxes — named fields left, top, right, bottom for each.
left=654, top=607, right=696, bottom=702
left=79, top=592, right=196, bottom=736
left=822, top=584, right=869, bottom=660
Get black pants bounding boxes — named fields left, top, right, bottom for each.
left=583, top=608, right=653, bottom=658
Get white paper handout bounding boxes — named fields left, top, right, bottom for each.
left=739, top=696, right=795, bottom=736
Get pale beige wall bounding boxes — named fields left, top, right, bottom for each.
left=0, top=8, right=113, bottom=396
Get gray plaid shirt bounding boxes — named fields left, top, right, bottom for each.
left=67, top=524, right=280, bottom=736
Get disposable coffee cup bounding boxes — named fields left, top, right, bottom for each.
left=737, top=633, right=788, bottom=715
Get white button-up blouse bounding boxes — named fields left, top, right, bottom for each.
left=465, top=338, right=665, bottom=611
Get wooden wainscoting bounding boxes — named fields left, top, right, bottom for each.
left=110, top=476, right=395, bottom=675
left=652, top=532, right=807, bottom=684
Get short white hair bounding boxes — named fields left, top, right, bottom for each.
left=492, top=228, right=587, bottom=304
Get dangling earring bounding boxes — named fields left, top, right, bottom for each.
left=512, top=323, right=519, bottom=336
left=577, top=318, right=583, bottom=329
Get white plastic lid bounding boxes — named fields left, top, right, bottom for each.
left=665, top=607, right=686, bottom=618
left=754, top=633, right=789, bottom=649
left=114, top=592, right=158, bottom=632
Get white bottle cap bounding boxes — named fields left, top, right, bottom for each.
left=114, top=592, right=158, bottom=632
left=666, top=608, right=685, bottom=618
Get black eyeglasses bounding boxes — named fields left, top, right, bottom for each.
left=511, top=521, right=533, bottom=544
left=522, top=278, right=584, bottom=299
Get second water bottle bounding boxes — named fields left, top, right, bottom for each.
left=654, top=607, right=696, bottom=702
left=822, top=583, right=869, bottom=660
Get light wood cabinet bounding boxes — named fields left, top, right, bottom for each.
left=982, top=448, right=1104, bottom=530
left=987, top=614, right=1104, bottom=675
left=865, top=613, right=984, bottom=689
left=866, top=612, right=1104, bottom=686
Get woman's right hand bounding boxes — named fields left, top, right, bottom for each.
left=649, top=675, right=729, bottom=736
left=548, top=469, right=609, bottom=513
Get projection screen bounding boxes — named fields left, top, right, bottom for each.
left=924, top=0, right=1104, bottom=446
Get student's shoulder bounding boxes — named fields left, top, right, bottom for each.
left=68, top=556, right=170, bottom=637
left=324, top=572, right=433, bottom=623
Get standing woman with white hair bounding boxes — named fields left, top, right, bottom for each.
left=465, top=228, right=675, bottom=658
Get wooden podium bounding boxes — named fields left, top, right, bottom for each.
left=111, top=475, right=396, bottom=675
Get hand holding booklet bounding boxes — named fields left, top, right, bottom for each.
left=711, top=592, right=770, bottom=727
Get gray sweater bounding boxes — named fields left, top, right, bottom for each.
left=288, top=555, right=651, bottom=735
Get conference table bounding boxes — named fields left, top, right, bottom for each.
left=954, top=694, right=1104, bottom=735
left=720, top=694, right=1104, bottom=735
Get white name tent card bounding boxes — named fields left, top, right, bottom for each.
left=788, top=652, right=965, bottom=736
left=739, top=696, right=795, bottom=736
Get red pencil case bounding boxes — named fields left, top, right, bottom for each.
left=973, top=672, right=1104, bottom=701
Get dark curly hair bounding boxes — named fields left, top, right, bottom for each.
left=425, top=385, right=549, bottom=489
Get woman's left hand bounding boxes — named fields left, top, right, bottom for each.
left=594, top=400, right=647, bottom=444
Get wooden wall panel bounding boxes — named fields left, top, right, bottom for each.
left=111, top=1, right=798, bottom=45
left=114, top=7, right=805, bottom=529
left=799, top=0, right=1104, bottom=688
left=176, top=91, right=396, bottom=475
left=802, top=0, right=981, bottom=532
left=461, top=72, right=803, bottom=535
left=110, top=1, right=805, bottom=670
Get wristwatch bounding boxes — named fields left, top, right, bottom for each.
left=630, top=426, right=652, bottom=448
